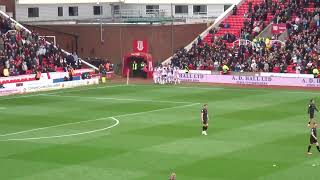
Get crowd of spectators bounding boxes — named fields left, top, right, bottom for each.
left=241, top=0, right=320, bottom=74
left=240, top=0, right=270, bottom=39
left=219, top=0, right=275, bottom=42
left=0, top=14, right=80, bottom=77
left=97, top=59, right=114, bottom=75
left=170, top=0, right=320, bottom=76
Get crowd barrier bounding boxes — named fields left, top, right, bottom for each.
left=0, top=69, right=95, bottom=83
left=0, top=77, right=100, bottom=96
left=179, top=73, right=320, bottom=87
left=0, top=70, right=102, bottom=96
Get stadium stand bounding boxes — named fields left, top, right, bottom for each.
left=0, top=10, right=98, bottom=77
left=203, top=0, right=278, bottom=48
left=170, top=0, right=320, bottom=75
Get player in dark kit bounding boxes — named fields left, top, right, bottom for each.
left=201, top=104, right=209, bottom=135
left=308, top=99, right=318, bottom=126
left=307, top=122, right=320, bottom=155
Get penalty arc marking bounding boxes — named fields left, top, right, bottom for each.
left=0, top=117, right=119, bottom=141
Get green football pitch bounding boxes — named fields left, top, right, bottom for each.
left=1, top=84, right=320, bottom=180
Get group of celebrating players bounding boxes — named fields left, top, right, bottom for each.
left=153, top=66, right=180, bottom=85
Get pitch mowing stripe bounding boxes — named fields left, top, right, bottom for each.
left=46, top=84, right=129, bottom=94
left=0, top=116, right=116, bottom=137
left=259, top=158, right=320, bottom=180
left=41, top=94, right=194, bottom=104
left=0, top=103, right=199, bottom=140
left=129, top=84, right=320, bottom=95
left=1, top=83, right=319, bottom=102
left=12, top=165, right=148, bottom=180
left=1, top=117, right=120, bottom=141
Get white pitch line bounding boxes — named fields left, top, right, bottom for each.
left=41, top=94, right=194, bottom=104
left=0, top=117, right=108, bottom=137
left=0, top=103, right=199, bottom=140
left=114, top=102, right=200, bottom=118
left=0, top=116, right=112, bottom=137
left=1, top=117, right=120, bottom=141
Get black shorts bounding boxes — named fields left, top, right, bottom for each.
left=310, top=137, right=318, bottom=144
left=202, top=119, right=208, bottom=125
left=310, top=114, right=315, bottom=119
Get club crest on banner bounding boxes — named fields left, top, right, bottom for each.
left=137, top=41, right=144, bottom=51
left=133, top=40, right=148, bottom=53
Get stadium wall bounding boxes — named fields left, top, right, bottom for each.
left=26, top=23, right=207, bottom=64
left=16, top=3, right=113, bottom=22
left=0, top=0, right=15, bottom=17
left=14, top=1, right=232, bottom=22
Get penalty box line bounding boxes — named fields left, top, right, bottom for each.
left=0, top=102, right=200, bottom=141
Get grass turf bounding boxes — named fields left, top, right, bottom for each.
left=0, top=84, right=320, bottom=180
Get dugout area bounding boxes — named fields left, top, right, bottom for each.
left=122, top=52, right=153, bottom=78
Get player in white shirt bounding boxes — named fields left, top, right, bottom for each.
left=162, top=67, right=168, bottom=84
left=173, top=66, right=180, bottom=85
left=167, top=67, right=174, bottom=84
left=153, top=67, right=159, bottom=84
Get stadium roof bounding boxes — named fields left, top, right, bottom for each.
left=17, top=0, right=237, bottom=5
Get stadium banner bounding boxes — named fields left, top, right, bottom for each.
left=47, top=72, right=68, bottom=79
left=23, top=82, right=60, bottom=93
left=3, top=79, right=54, bottom=89
left=24, top=77, right=99, bottom=93
left=0, top=69, right=95, bottom=84
left=259, top=72, right=314, bottom=78
left=48, top=69, right=95, bottom=79
left=272, top=23, right=287, bottom=35
left=0, top=77, right=99, bottom=96
left=133, top=40, right=148, bottom=53
left=0, top=87, right=22, bottom=96
left=74, top=68, right=95, bottom=74
left=60, top=78, right=99, bottom=89
left=179, top=73, right=320, bottom=87
left=105, top=71, right=114, bottom=79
